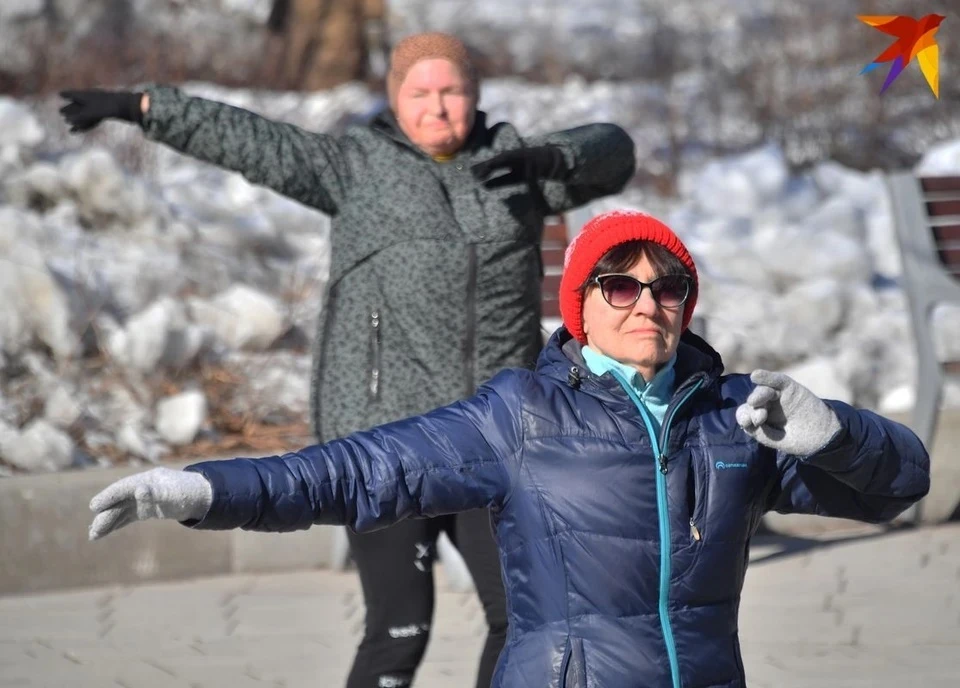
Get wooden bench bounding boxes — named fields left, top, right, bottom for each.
left=887, top=173, right=960, bottom=523
left=541, top=216, right=569, bottom=321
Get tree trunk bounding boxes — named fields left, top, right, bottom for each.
left=280, top=0, right=372, bottom=91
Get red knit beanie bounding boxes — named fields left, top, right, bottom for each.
left=559, top=210, right=699, bottom=343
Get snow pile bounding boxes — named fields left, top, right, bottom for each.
left=0, top=90, right=333, bottom=473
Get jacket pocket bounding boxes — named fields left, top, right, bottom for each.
left=560, top=636, right=587, bottom=688
left=368, top=308, right=381, bottom=401
left=687, top=454, right=707, bottom=542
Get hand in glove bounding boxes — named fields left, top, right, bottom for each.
left=59, top=89, right=145, bottom=133
left=736, top=370, right=842, bottom=457
left=88, top=467, right=213, bottom=541
left=470, top=145, right=569, bottom=188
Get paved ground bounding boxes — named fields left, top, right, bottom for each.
left=2, top=523, right=959, bottom=688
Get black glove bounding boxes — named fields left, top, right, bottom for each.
left=470, top=145, right=570, bottom=189
left=59, top=89, right=144, bottom=133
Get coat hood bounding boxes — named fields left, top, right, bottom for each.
left=536, top=326, right=725, bottom=396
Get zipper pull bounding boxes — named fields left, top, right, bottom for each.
left=690, top=518, right=701, bottom=542
left=658, top=454, right=668, bottom=474
left=369, top=310, right=381, bottom=398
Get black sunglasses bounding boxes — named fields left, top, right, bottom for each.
left=591, top=273, right=692, bottom=309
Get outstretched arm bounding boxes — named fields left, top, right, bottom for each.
left=60, top=86, right=359, bottom=215
left=89, top=372, right=524, bottom=539
left=526, top=123, right=636, bottom=213
left=737, top=370, right=930, bottom=523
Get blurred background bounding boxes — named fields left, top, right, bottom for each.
left=0, top=0, right=959, bottom=479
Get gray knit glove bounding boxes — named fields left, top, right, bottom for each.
left=88, top=467, right=213, bottom=541
left=736, top=370, right=842, bottom=457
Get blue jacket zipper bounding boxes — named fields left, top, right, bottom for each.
left=609, top=370, right=704, bottom=688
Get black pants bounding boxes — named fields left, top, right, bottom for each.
left=345, top=509, right=507, bottom=688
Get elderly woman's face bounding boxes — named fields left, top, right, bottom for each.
left=582, top=251, right=685, bottom=382
left=395, top=58, right=476, bottom=157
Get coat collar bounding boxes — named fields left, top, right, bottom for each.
left=538, top=327, right=724, bottom=401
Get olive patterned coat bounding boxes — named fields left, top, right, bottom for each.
left=141, top=85, right=636, bottom=439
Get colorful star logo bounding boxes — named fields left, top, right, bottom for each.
left=858, top=14, right=946, bottom=98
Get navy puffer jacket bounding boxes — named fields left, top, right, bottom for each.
left=186, top=329, right=929, bottom=688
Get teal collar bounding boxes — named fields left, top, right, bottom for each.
left=582, top=346, right=677, bottom=406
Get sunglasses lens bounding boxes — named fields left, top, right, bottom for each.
left=651, top=276, right=689, bottom=307
left=600, top=275, right=641, bottom=307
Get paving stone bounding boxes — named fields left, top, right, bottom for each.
left=0, top=524, right=957, bottom=687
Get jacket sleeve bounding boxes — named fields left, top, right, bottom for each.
left=525, top=123, right=636, bottom=214
left=181, top=371, right=524, bottom=533
left=768, top=401, right=930, bottom=523
left=141, top=85, right=358, bottom=216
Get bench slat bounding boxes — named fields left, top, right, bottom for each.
left=541, top=298, right=562, bottom=318
left=543, top=220, right=567, bottom=244
left=933, top=225, right=960, bottom=242
left=926, top=200, right=960, bottom=217
left=541, top=246, right=566, bottom=268
left=921, top=177, right=960, bottom=193
left=937, top=247, right=960, bottom=269
left=542, top=217, right=568, bottom=318
left=543, top=273, right=562, bottom=293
